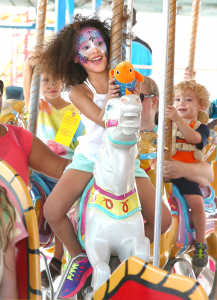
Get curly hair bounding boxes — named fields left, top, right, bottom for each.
left=0, top=186, right=15, bottom=254
left=40, top=14, right=111, bottom=90
left=174, top=80, right=210, bottom=111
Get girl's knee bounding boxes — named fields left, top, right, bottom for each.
left=44, top=198, right=60, bottom=224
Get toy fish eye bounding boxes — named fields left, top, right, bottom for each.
left=129, top=68, right=132, bottom=73
left=116, top=70, right=119, bottom=75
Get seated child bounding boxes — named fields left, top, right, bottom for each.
left=165, top=79, right=210, bottom=267
left=23, top=53, right=85, bottom=287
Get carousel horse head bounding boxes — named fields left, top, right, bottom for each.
left=0, top=99, right=26, bottom=128
left=104, top=93, right=142, bottom=139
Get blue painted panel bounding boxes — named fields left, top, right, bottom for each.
left=55, top=0, right=66, bottom=32
left=66, top=0, right=75, bottom=23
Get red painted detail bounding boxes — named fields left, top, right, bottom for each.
left=109, top=280, right=185, bottom=300
left=16, top=238, right=28, bottom=299
left=102, top=197, right=113, bottom=209
left=121, top=200, right=129, bottom=213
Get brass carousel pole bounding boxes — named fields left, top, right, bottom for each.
left=153, top=0, right=176, bottom=267
left=109, top=0, right=124, bottom=70
left=187, top=0, right=201, bottom=78
left=27, top=0, right=48, bottom=135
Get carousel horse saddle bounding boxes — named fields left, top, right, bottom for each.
left=69, top=178, right=141, bottom=250
left=172, top=184, right=216, bottom=254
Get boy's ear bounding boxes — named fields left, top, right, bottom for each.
left=198, top=105, right=204, bottom=112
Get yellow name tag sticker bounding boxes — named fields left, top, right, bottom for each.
left=54, top=111, right=81, bottom=147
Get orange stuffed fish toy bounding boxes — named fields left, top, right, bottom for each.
left=109, top=61, right=144, bottom=96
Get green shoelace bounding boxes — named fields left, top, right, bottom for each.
left=62, top=252, right=79, bottom=281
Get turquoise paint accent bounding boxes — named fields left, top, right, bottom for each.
left=107, top=132, right=137, bottom=145
left=87, top=203, right=141, bottom=220
left=173, top=185, right=194, bottom=254
left=171, top=211, right=178, bottom=216
left=204, top=186, right=216, bottom=212
left=153, top=124, right=158, bottom=133
left=32, top=174, right=51, bottom=196
left=139, top=152, right=157, bottom=160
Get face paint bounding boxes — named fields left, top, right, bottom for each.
left=76, top=27, right=107, bottom=65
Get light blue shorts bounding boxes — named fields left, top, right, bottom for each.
left=65, top=153, right=149, bottom=179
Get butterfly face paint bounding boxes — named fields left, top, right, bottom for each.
left=76, top=27, right=108, bottom=65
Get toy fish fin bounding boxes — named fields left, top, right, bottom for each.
left=109, top=69, right=115, bottom=79
left=125, top=88, right=132, bottom=95
left=135, top=70, right=144, bottom=82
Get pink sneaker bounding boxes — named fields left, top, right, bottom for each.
left=60, top=258, right=93, bottom=298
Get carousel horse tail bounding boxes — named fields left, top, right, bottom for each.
left=0, top=160, right=41, bottom=299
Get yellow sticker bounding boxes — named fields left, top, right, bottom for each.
left=54, top=111, right=81, bottom=147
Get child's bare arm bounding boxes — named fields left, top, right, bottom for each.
left=69, top=79, right=120, bottom=128
left=29, top=136, right=70, bottom=179
left=23, top=58, right=33, bottom=111
left=165, top=105, right=202, bottom=144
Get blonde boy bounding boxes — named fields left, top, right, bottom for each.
left=165, top=80, right=210, bottom=268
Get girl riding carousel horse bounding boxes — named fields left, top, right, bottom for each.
left=39, top=14, right=172, bottom=298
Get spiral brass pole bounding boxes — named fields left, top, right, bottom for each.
left=109, top=0, right=124, bottom=70
left=164, top=0, right=176, bottom=162
left=153, top=0, right=176, bottom=267
left=188, top=0, right=201, bottom=77
left=27, top=0, right=48, bottom=135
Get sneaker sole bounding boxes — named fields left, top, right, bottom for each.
left=59, top=267, right=93, bottom=299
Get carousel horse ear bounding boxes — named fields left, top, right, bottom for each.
left=134, top=70, right=144, bottom=83
left=109, top=69, right=114, bottom=79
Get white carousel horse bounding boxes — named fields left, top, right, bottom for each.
left=73, top=94, right=150, bottom=298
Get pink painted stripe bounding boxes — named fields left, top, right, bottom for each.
left=94, top=182, right=136, bottom=200
left=106, top=119, right=118, bottom=128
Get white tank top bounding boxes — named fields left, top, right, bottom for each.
left=74, top=78, right=107, bottom=162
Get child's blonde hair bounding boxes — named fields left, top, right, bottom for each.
left=142, top=76, right=159, bottom=124
left=174, top=80, right=210, bottom=124
left=0, top=186, right=15, bottom=254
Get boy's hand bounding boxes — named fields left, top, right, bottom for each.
left=165, top=105, right=180, bottom=122
left=183, top=67, right=196, bottom=81
left=108, top=78, right=120, bottom=98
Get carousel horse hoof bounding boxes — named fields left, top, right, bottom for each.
left=163, top=258, right=178, bottom=273
left=92, top=261, right=111, bottom=292
left=82, top=286, right=93, bottom=299
left=132, top=236, right=150, bottom=263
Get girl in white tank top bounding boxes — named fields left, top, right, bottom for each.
left=74, top=78, right=107, bottom=162
left=41, top=17, right=171, bottom=298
